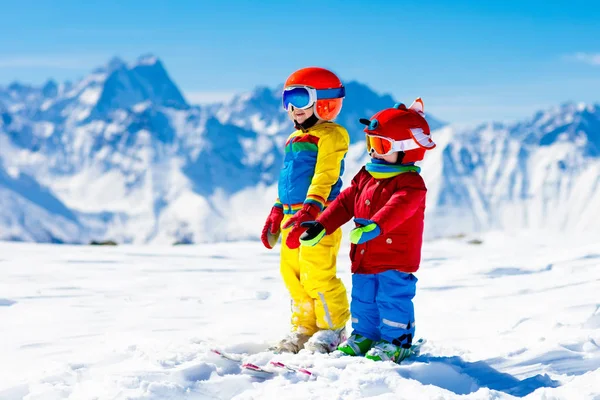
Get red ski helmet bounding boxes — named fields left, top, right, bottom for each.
left=360, top=98, right=436, bottom=163
left=283, top=67, right=345, bottom=121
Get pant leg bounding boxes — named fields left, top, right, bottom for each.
left=279, top=215, right=317, bottom=335
left=376, top=270, right=417, bottom=347
left=349, top=273, right=381, bottom=341
left=298, top=226, right=350, bottom=331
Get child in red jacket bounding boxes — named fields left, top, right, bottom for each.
left=299, top=99, right=436, bottom=363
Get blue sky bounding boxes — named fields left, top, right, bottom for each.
left=0, top=0, right=599, bottom=124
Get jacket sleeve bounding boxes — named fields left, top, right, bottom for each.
left=370, top=174, right=427, bottom=234
left=317, top=170, right=362, bottom=234
left=304, top=125, right=350, bottom=211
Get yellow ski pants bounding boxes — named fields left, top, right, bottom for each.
left=279, top=214, right=350, bottom=335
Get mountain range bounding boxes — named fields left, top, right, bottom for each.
left=0, top=55, right=598, bottom=244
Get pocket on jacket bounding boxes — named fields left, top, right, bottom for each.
left=382, top=233, right=409, bottom=253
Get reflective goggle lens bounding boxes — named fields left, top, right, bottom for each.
left=282, top=87, right=313, bottom=110
left=366, top=135, right=394, bottom=155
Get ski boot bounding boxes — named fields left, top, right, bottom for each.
left=272, top=331, right=311, bottom=354
left=337, top=333, right=375, bottom=356
left=304, top=327, right=346, bottom=353
left=365, top=341, right=412, bottom=363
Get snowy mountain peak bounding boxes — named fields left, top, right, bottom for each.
left=226, top=86, right=282, bottom=115
left=503, top=102, right=600, bottom=155
left=344, top=80, right=395, bottom=105
left=93, top=55, right=189, bottom=115
left=134, top=53, right=160, bottom=67
left=4, top=82, right=40, bottom=105
left=42, top=79, right=59, bottom=98
left=90, top=57, right=126, bottom=75
left=7, top=81, right=31, bottom=92
left=106, top=56, right=127, bottom=72
left=245, top=86, right=279, bottom=102
left=523, top=102, right=599, bottom=127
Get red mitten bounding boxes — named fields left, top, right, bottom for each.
left=261, top=206, right=284, bottom=249
left=282, top=203, right=320, bottom=249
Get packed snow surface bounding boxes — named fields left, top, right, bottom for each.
left=1, top=231, right=599, bottom=399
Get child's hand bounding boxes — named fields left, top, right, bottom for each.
left=282, top=203, right=320, bottom=249
left=299, top=221, right=326, bottom=246
left=261, top=206, right=284, bottom=249
left=349, top=218, right=381, bottom=244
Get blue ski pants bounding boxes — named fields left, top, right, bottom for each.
left=350, top=270, right=417, bottom=346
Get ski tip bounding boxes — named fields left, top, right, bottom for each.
left=241, top=363, right=276, bottom=377
left=268, top=361, right=314, bottom=377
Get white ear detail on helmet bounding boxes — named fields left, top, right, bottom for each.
left=408, top=98, right=425, bottom=116
left=410, top=128, right=436, bottom=149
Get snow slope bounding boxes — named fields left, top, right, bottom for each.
left=0, top=157, right=82, bottom=243
left=1, top=232, right=599, bottom=399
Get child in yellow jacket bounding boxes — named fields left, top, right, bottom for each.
left=261, top=67, right=350, bottom=353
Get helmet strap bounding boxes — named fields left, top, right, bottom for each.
left=294, top=113, right=319, bottom=132
left=395, top=151, right=406, bottom=165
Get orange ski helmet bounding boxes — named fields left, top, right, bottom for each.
left=283, top=67, right=345, bottom=121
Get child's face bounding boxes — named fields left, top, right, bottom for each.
left=372, top=151, right=399, bottom=163
left=288, top=105, right=315, bottom=124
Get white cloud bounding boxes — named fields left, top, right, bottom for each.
left=567, top=52, right=600, bottom=66
left=185, top=91, right=237, bottom=105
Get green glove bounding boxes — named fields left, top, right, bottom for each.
left=349, top=218, right=381, bottom=244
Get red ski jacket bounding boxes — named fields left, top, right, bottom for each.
left=318, top=167, right=427, bottom=274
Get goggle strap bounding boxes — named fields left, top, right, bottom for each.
left=316, top=87, right=345, bottom=99
left=393, top=139, right=421, bottom=152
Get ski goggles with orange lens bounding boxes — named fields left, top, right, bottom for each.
left=366, top=134, right=396, bottom=156
left=282, top=86, right=345, bottom=110
left=366, top=134, right=420, bottom=156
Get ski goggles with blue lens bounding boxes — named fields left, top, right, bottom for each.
left=282, top=85, right=345, bottom=110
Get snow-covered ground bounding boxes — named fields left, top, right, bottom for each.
left=1, top=232, right=599, bottom=399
